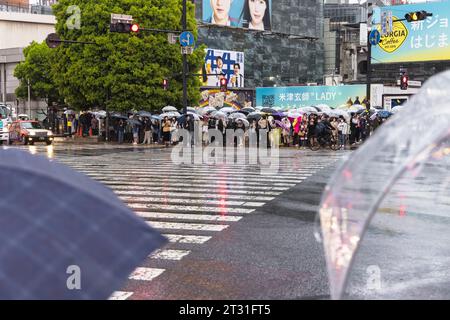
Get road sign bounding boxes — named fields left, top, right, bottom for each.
left=381, top=10, right=393, bottom=36
left=111, top=13, right=132, bottom=23
left=168, top=33, right=177, bottom=44
left=179, top=31, right=194, bottom=47
left=369, top=29, right=381, bottom=46
left=181, top=46, right=194, bottom=55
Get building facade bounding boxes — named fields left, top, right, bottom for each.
left=195, top=0, right=325, bottom=88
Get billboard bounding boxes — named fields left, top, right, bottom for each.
left=372, top=2, right=450, bottom=63
left=202, top=0, right=272, bottom=30
left=256, top=85, right=367, bottom=109
left=202, top=48, right=245, bottom=88
left=200, top=88, right=254, bottom=109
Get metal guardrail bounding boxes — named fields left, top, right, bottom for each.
left=0, top=3, right=53, bottom=15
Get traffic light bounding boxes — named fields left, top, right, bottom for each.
left=163, top=79, right=169, bottom=90
left=405, top=11, right=432, bottom=22
left=220, top=77, right=228, bottom=92
left=400, top=74, right=409, bottom=90
left=110, top=22, right=140, bottom=33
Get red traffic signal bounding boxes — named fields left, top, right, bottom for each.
left=130, top=23, right=139, bottom=33
left=400, top=75, right=409, bottom=90
left=163, top=79, right=169, bottom=90
left=110, top=22, right=140, bottom=33
left=219, top=78, right=228, bottom=92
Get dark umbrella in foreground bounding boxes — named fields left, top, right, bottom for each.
left=0, top=149, right=167, bottom=300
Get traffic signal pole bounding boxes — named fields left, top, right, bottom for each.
left=182, top=0, right=188, bottom=115
left=366, top=34, right=372, bottom=110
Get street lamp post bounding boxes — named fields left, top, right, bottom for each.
left=27, top=79, right=31, bottom=119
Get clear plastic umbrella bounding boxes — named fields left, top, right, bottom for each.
left=160, top=111, right=181, bottom=118
left=315, top=70, right=450, bottom=300
left=228, top=112, right=247, bottom=119
left=212, top=111, right=227, bottom=119
left=220, top=107, right=237, bottom=114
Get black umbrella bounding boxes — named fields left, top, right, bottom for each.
left=138, top=111, right=152, bottom=117
left=0, top=149, right=167, bottom=299
left=260, top=107, right=276, bottom=114
left=111, top=114, right=128, bottom=120
left=247, top=112, right=262, bottom=121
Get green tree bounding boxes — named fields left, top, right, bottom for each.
left=52, top=0, right=205, bottom=112
left=14, top=41, right=62, bottom=106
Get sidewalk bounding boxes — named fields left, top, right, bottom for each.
left=53, top=136, right=166, bottom=148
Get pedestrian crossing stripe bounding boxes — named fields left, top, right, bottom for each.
left=150, top=249, right=191, bottom=260
left=147, top=221, right=229, bottom=232
left=128, top=267, right=165, bottom=281
left=136, top=211, right=242, bottom=222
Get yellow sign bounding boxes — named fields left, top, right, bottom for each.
left=379, top=17, right=408, bottom=53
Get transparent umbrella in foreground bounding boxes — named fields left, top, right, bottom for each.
left=315, top=70, right=450, bottom=299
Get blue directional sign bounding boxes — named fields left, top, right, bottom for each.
left=179, top=31, right=194, bottom=47
left=369, top=29, right=381, bottom=46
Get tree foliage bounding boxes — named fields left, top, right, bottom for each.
left=14, top=41, right=62, bottom=106
left=51, top=0, right=205, bottom=112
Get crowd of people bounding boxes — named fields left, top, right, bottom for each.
left=58, top=107, right=390, bottom=150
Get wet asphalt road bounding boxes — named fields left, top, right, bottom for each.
left=4, top=143, right=349, bottom=300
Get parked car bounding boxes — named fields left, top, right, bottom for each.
left=8, top=120, right=54, bottom=145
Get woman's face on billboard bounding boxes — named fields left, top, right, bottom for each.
left=249, top=0, right=267, bottom=26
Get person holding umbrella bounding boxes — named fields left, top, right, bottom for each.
left=142, top=117, right=152, bottom=145
left=117, top=119, right=125, bottom=144
left=162, top=116, right=172, bottom=147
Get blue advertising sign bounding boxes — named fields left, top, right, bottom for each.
left=256, top=85, right=367, bottom=109
left=372, top=1, right=450, bottom=63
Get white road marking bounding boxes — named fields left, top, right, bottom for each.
left=115, top=190, right=275, bottom=201
left=108, top=291, right=134, bottom=300
left=163, top=234, right=212, bottom=244
left=136, top=211, right=242, bottom=222
left=128, top=267, right=165, bottom=281
left=129, top=203, right=255, bottom=214
left=148, top=221, right=229, bottom=232
left=150, top=249, right=191, bottom=260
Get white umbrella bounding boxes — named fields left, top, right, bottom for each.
left=212, top=111, right=227, bottom=119
left=198, top=106, right=216, bottom=115
left=187, top=112, right=201, bottom=120
left=315, top=104, right=332, bottom=112
left=220, top=107, right=237, bottom=114
left=299, top=106, right=318, bottom=113
left=235, top=118, right=249, bottom=127
left=162, top=106, right=177, bottom=112
left=228, top=112, right=246, bottom=119
left=160, top=111, right=180, bottom=118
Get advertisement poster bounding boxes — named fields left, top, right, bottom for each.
left=202, top=0, right=272, bottom=30
left=202, top=48, right=245, bottom=88
left=200, top=88, right=253, bottom=110
left=256, top=85, right=367, bottom=109
left=372, top=2, right=450, bottom=63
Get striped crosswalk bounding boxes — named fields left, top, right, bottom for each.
left=11, top=144, right=345, bottom=300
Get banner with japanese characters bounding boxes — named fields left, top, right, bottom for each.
left=202, top=48, right=245, bottom=88
left=372, top=2, right=450, bottom=63
left=256, top=85, right=367, bottom=109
